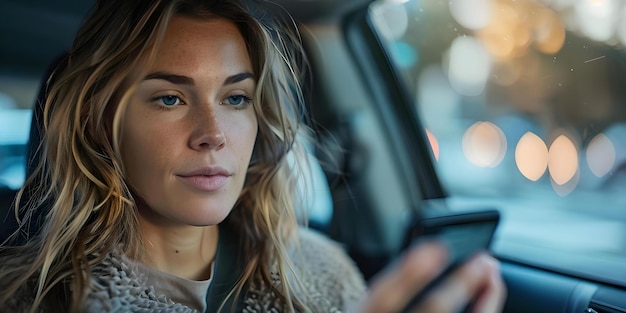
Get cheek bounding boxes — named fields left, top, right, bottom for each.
left=238, top=116, right=258, bottom=161
left=222, top=109, right=257, bottom=154
left=120, top=113, right=172, bottom=188
left=120, top=124, right=152, bottom=184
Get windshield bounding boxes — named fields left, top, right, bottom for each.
left=369, top=0, right=626, bottom=281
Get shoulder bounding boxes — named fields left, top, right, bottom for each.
left=290, top=227, right=367, bottom=311
left=294, top=227, right=358, bottom=272
left=84, top=251, right=197, bottom=313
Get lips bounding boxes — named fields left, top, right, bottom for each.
left=176, top=166, right=232, bottom=191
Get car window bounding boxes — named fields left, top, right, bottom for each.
left=0, top=75, right=36, bottom=190
left=369, top=0, right=626, bottom=282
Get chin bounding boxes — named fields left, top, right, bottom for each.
left=184, top=213, right=230, bottom=227
left=177, top=202, right=235, bottom=227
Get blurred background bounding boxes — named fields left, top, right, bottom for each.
left=370, top=0, right=626, bottom=263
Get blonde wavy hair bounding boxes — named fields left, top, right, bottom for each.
left=0, top=0, right=312, bottom=312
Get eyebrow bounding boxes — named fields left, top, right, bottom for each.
left=143, top=71, right=255, bottom=86
left=223, top=72, right=255, bottom=86
left=144, top=72, right=194, bottom=85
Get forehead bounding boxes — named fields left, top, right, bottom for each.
left=149, top=16, right=253, bottom=74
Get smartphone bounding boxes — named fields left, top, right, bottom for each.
left=400, top=209, right=501, bottom=312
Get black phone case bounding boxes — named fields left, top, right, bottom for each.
left=400, top=209, right=500, bottom=313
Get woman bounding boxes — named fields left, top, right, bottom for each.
left=0, top=0, right=505, bottom=312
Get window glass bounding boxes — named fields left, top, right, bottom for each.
left=369, top=0, right=626, bottom=274
left=0, top=76, right=37, bottom=190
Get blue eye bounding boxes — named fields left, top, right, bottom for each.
left=224, top=95, right=252, bottom=107
left=158, top=95, right=182, bottom=107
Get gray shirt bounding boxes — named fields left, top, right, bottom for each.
left=122, top=255, right=214, bottom=312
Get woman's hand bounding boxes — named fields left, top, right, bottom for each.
left=353, top=242, right=506, bottom=313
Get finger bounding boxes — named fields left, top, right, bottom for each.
left=359, top=242, right=448, bottom=313
left=412, top=253, right=505, bottom=313
left=469, top=255, right=506, bottom=313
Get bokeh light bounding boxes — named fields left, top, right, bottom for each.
left=617, top=9, right=626, bottom=47
left=533, top=7, right=566, bottom=54
left=548, top=134, right=579, bottom=185
left=448, top=37, right=491, bottom=96
left=462, top=121, right=507, bottom=167
left=477, top=1, right=525, bottom=60
left=515, top=132, right=549, bottom=181
left=586, top=133, right=616, bottom=177
left=574, top=0, right=618, bottom=42
left=449, top=0, right=492, bottom=30
left=545, top=0, right=576, bottom=10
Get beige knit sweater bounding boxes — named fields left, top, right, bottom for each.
left=2, top=228, right=366, bottom=312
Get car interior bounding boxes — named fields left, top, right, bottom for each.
left=2, top=0, right=626, bottom=312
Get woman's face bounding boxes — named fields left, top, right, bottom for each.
left=120, top=16, right=258, bottom=226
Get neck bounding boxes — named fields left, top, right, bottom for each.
left=136, top=204, right=219, bottom=281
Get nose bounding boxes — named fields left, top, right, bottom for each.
left=189, top=106, right=226, bottom=151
